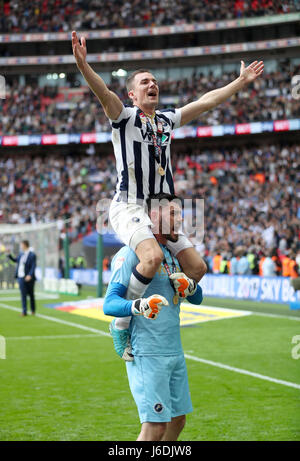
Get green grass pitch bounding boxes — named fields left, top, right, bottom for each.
left=0, top=287, right=299, bottom=441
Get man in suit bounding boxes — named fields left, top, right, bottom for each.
left=8, top=240, right=37, bottom=316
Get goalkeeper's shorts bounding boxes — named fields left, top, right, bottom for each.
left=126, top=354, right=193, bottom=423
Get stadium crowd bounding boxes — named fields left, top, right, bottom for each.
left=174, top=143, right=300, bottom=277
left=0, top=0, right=298, bottom=33
left=0, top=142, right=299, bottom=276
left=1, top=63, right=299, bottom=136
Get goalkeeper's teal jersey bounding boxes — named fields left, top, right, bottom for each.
left=109, top=244, right=183, bottom=356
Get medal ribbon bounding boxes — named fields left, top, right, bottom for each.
left=139, top=111, right=163, bottom=166
left=162, top=247, right=180, bottom=305
left=162, top=246, right=177, bottom=283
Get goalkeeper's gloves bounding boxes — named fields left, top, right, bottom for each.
left=169, top=272, right=197, bottom=298
left=131, top=294, right=168, bottom=319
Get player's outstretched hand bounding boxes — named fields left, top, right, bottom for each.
left=239, top=60, right=264, bottom=84
left=72, top=30, right=87, bottom=70
left=132, top=294, right=169, bottom=319
left=169, top=272, right=197, bottom=299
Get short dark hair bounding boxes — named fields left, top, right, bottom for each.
left=126, top=69, right=153, bottom=92
left=21, top=240, right=30, bottom=248
left=146, top=193, right=182, bottom=213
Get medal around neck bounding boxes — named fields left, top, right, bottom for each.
left=158, top=165, right=165, bottom=176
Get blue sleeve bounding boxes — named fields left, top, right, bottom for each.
left=109, top=247, right=139, bottom=287
left=8, top=254, right=17, bottom=263
left=103, top=282, right=133, bottom=317
left=187, top=285, right=203, bottom=305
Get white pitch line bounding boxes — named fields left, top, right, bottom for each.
left=0, top=295, right=52, bottom=301
left=0, top=302, right=110, bottom=337
left=5, top=333, right=102, bottom=341
left=184, top=354, right=300, bottom=390
left=0, top=292, right=59, bottom=301
left=251, top=311, right=300, bottom=321
left=1, top=302, right=299, bottom=391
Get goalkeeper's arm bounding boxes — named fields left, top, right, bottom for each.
left=187, top=285, right=203, bottom=305
left=103, top=282, right=133, bottom=317
left=103, top=282, right=168, bottom=319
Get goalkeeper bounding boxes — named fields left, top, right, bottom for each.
left=103, top=193, right=203, bottom=441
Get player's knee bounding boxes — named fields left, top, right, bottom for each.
left=142, top=248, right=164, bottom=270
left=151, top=249, right=164, bottom=268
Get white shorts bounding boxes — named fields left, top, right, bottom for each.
left=109, top=199, right=193, bottom=254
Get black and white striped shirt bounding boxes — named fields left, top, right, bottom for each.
left=110, top=105, right=181, bottom=204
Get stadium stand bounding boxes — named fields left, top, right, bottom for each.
left=0, top=0, right=299, bottom=33
left=1, top=63, right=300, bottom=135
left=1, top=141, right=299, bottom=273
left=0, top=2, right=299, bottom=277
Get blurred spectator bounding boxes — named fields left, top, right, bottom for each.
left=1, top=0, right=298, bottom=34
left=219, top=252, right=230, bottom=274
left=103, top=256, right=110, bottom=272
left=262, top=251, right=276, bottom=276
left=247, top=246, right=259, bottom=274
left=271, top=248, right=282, bottom=276
left=0, top=141, right=298, bottom=264
left=75, top=255, right=87, bottom=268
left=258, top=252, right=265, bottom=276
left=237, top=248, right=251, bottom=275
left=230, top=250, right=239, bottom=275
left=289, top=251, right=299, bottom=278
left=212, top=250, right=222, bottom=273
left=282, top=251, right=291, bottom=277
left=0, top=153, right=117, bottom=241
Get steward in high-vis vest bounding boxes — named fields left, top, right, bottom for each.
left=258, top=254, right=265, bottom=276
left=247, top=249, right=258, bottom=275
left=289, top=253, right=299, bottom=279
left=69, top=257, right=76, bottom=268
left=212, top=252, right=222, bottom=274
left=282, top=254, right=291, bottom=277
left=76, top=256, right=87, bottom=269
left=271, top=250, right=282, bottom=276
left=219, top=254, right=229, bottom=274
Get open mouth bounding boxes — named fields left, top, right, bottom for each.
left=148, top=91, right=157, bottom=97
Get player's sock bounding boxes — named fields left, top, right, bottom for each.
left=115, top=317, right=131, bottom=329
left=114, top=266, right=152, bottom=331
left=126, top=265, right=152, bottom=300
left=109, top=319, right=133, bottom=361
left=112, top=266, right=153, bottom=361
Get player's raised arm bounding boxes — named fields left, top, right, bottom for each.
left=179, top=60, right=264, bottom=126
left=72, top=31, right=123, bottom=120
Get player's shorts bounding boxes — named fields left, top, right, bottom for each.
left=126, top=354, right=193, bottom=423
left=109, top=199, right=193, bottom=254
